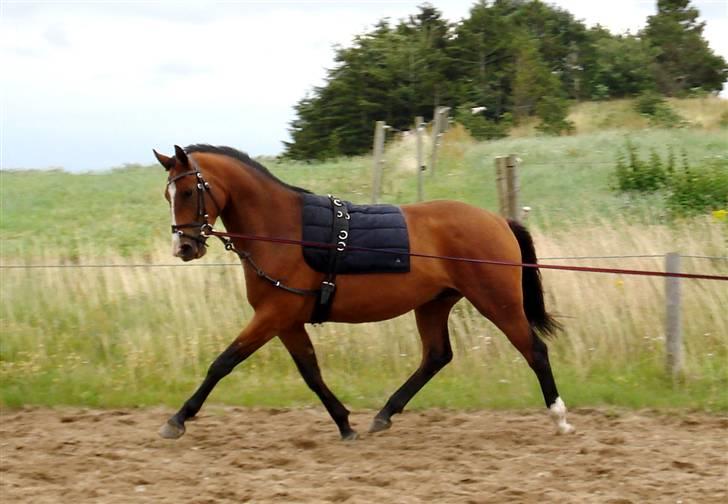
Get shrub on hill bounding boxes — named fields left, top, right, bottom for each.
left=614, top=140, right=727, bottom=215
left=666, top=158, right=728, bottom=215
left=454, top=106, right=510, bottom=140
left=634, top=92, right=687, bottom=128
left=536, top=96, right=575, bottom=136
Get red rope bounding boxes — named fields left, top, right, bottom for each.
left=207, top=230, right=728, bottom=282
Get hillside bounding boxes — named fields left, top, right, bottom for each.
left=509, top=95, right=728, bottom=136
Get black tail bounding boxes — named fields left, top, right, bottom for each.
left=507, top=220, right=562, bottom=339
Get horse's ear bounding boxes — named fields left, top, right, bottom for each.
left=153, top=149, right=175, bottom=171
left=174, top=145, right=189, bottom=166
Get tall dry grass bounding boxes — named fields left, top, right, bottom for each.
left=2, top=216, right=726, bottom=410
left=509, top=96, right=728, bottom=137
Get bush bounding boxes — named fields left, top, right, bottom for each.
left=650, top=106, right=685, bottom=128
left=614, top=141, right=667, bottom=192
left=535, top=96, right=575, bottom=135
left=613, top=141, right=728, bottom=215
left=635, top=91, right=665, bottom=115
left=455, top=107, right=510, bottom=140
left=667, top=158, right=728, bottom=215
left=634, top=92, right=686, bottom=128
left=591, top=84, right=610, bottom=101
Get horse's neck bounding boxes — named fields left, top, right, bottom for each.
left=219, top=166, right=301, bottom=238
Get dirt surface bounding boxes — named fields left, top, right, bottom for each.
left=1, top=407, right=726, bottom=503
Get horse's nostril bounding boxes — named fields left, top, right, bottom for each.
left=179, top=243, right=194, bottom=256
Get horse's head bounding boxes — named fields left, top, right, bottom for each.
left=154, top=145, right=223, bottom=262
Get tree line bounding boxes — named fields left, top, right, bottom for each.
left=283, top=0, right=727, bottom=160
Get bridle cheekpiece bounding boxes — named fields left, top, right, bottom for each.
left=167, top=155, right=221, bottom=247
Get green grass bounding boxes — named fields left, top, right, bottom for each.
left=1, top=166, right=167, bottom=258
left=1, top=102, right=727, bottom=411
left=2, top=353, right=725, bottom=411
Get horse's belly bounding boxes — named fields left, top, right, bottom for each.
left=325, top=271, right=448, bottom=323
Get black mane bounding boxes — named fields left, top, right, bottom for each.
left=184, top=144, right=311, bottom=194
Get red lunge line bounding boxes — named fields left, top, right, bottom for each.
left=207, top=230, right=728, bottom=282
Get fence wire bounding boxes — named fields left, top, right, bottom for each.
left=2, top=254, right=725, bottom=270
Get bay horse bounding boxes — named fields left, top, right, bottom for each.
left=153, top=144, right=575, bottom=440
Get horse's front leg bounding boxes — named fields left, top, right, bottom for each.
left=279, top=325, right=357, bottom=440
left=159, top=315, right=276, bottom=439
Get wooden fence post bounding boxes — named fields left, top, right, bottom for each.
left=439, top=107, right=450, bottom=133
left=495, top=154, right=520, bottom=220
left=665, top=252, right=683, bottom=378
left=428, top=108, right=442, bottom=177
left=428, top=106, right=451, bottom=178
left=415, top=116, right=425, bottom=202
left=494, top=156, right=508, bottom=216
left=506, top=154, right=520, bottom=221
left=371, top=120, right=385, bottom=204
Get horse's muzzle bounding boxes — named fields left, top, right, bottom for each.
left=175, top=240, right=206, bottom=261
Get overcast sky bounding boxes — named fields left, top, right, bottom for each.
left=1, top=0, right=726, bottom=171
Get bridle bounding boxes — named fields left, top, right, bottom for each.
left=166, top=152, right=319, bottom=298
left=166, top=156, right=221, bottom=247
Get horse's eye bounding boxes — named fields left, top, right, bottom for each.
left=182, top=189, right=194, bottom=198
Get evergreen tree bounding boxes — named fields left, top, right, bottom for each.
left=283, top=0, right=727, bottom=160
left=449, top=0, right=516, bottom=120
left=584, top=27, right=657, bottom=98
left=643, top=0, right=727, bottom=95
left=508, top=0, right=589, bottom=99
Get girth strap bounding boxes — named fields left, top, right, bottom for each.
left=310, top=195, right=350, bottom=324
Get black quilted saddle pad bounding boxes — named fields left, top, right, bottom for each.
left=301, top=194, right=410, bottom=274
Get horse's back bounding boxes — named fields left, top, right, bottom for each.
left=401, top=200, right=518, bottom=259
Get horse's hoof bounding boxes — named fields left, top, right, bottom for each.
left=368, top=417, right=392, bottom=434
left=341, top=430, right=359, bottom=441
left=159, top=420, right=185, bottom=439
left=556, top=422, right=576, bottom=435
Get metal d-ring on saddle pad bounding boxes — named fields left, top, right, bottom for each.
left=301, top=194, right=411, bottom=275
left=302, top=193, right=410, bottom=323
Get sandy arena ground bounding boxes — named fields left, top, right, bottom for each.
left=1, top=406, right=726, bottom=503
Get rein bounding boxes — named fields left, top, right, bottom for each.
left=214, top=235, right=318, bottom=297
left=204, top=229, right=728, bottom=282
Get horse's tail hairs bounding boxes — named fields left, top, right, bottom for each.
left=507, top=219, right=563, bottom=339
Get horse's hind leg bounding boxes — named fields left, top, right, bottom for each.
left=529, top=331, right=574, bottom=434
left=508, top=318, right=574, bottom=434
left=465, top=290, right=574, bottom=434
left=279, top=325, right=357, bottom=440
left=369, top=295, right=460, bottom=434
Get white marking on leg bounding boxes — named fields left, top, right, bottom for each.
left=168, top=182, right=180, bottom=255
left=549, top=396, right=575, bottom=434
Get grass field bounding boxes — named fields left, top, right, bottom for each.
left=1, top=98, right=727, bottom=411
